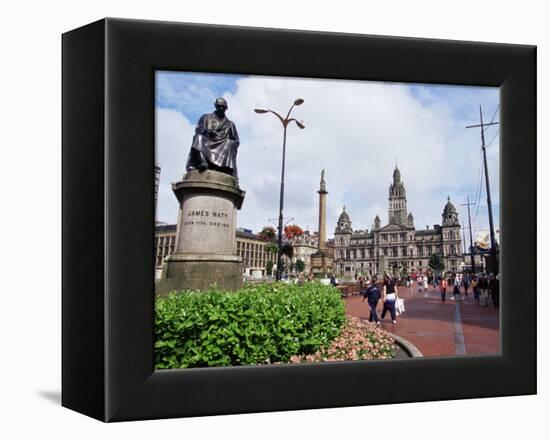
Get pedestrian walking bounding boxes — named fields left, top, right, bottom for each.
left=452, top=276, right=461, bottom=301
left=489, top=274, right=499, bottom=308
left=478, top=274, right=489, bottom=306
left=422, top=275, right=429, bottom=297
left=447, top=275, right=455, bottom=301
left=417, top=275, right=424, bottom=294
left=463, top=273, right=470, bottom=298
left=472, top=276, right=480, bottom=302
left=440, top=277, right=448, bottom=302
left=381, top=275, right=398, bottom=324
left=362, top=277, right=382, bottom=324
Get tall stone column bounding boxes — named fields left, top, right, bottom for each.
left=318, top=170, right=328, bottom=252
left=311, top=170, right=333, bottom=276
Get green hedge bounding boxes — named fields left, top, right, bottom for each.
left=155, top=283, right=346, bottom=369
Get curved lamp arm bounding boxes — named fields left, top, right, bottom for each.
left=254, top=108, right=285, bottom=126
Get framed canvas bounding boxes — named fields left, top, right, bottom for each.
left=62, top=18, right=536, bottom=422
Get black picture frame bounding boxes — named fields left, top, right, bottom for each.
left=62, top=18, right=536, bottom=422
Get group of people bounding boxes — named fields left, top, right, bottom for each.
left=361, top=275, right=400, bottom=325
left=363, top=271, right=500, bottom=311
left=436, top=272, right=499, bottom=307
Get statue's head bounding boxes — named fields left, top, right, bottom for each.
left=214, top=97, right=228, bottom=115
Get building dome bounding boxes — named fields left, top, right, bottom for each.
left=443, top=196, right=457, bottom=215
left=335, top=206, right=353, bottom=234
left=442, top=196, right=459, bottom=226
left=338, top=206, right=351, bottom=223
left=407, top=212, right=414, bottom=227
left=373, top=214, right=381, bottom=229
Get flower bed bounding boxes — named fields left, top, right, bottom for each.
left=155, top=283, right=346, bottom=369
left=155, top=283, right=396, bottom=369
left=289, top=317, right=395, bottom=362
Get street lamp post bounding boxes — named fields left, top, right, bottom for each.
left=255, top=99, right=305, bottom=281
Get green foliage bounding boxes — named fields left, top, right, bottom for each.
left=155, top=283, right=346, bottom=369
left=265, top=242, right=278, bottom=256
left=295, top=259, right=306, bottom=273
left=266, top=260, right=274, bottom=275
left=428, top=253, right=445, bottom=273
left=280, top=243, right=293, bottom=258
left=259, top=226, right=276, bottom=242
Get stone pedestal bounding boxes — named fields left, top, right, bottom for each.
left=310, top=250, right=334, bottom=277
left=155, top=170, right=245, bottom=295
left=377, top=254, right=388, bottom=277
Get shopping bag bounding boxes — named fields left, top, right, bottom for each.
left=396, top=298, right=405, bottom=315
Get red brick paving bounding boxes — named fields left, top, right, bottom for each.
left=344, top=283, right=500, bottom=357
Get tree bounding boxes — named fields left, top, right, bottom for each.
left=280, top=243, right=294, bottom=259
left=289, top=261, right=295, bottom=273
left=428, top=253, right=445, bottom=275
left=295, top=259, right=306, bottom=273
left=284, top=224, right=304, bottom=240
left=259, top=226, right=276, bottom=242
left=266, top=260, right=274, bottom=276
left=265, top=242, right=278, bottom=257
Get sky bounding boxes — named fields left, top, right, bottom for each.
left=155, top=71, right=500, bottom=247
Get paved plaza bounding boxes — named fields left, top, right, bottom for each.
left=344, top=283, right=500, bottom=357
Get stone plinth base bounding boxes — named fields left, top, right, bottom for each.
left=155, top=169, right=245, bottom=296
left=377, top=255, right=388, bottom=277
left=310, top=250, right=334, bottom=276
left=155, top=254, right=242, bottom=296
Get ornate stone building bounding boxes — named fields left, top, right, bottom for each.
left=333, top=166, right=462, bottom=279
left=286, top=230, right=319, bottom=274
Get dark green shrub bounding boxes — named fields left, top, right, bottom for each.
left=155, top=283, right=345, bottom=369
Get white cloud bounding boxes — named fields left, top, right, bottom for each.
left=155, top=108, right=195, bottom=223
left=156, top=75, right=499, bottom=238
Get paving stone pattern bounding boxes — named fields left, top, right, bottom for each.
left=344, top=283, right=500, bottom=357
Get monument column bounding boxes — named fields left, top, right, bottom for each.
left=318, top=169, right=328, bottom=252
left=310, top=170, right=333, bottom=276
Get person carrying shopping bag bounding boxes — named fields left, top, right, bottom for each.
left=381, top=275, right=398, bottom=324
left=453, top=275, right=462, bottom=301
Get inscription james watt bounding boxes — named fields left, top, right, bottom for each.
left=183, top=209, right=230, bottom=227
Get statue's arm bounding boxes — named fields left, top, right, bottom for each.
left=195, top=115, right=207, bottom=135
left=230, top=122, right=240, bottom=149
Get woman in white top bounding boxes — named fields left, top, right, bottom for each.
left=381, top=275, right=398, bottom=324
